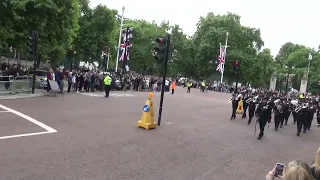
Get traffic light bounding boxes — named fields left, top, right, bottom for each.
left=233, top=61, right=240, bottom=74
left=153, top=37, right=167, bottom=63
left=27, top=34, right=35, bottom=55
left=27, top=31, right=37, bottom=55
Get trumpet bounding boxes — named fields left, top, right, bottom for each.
left=246, top=98, right=252, bottom=103
left=227, top=98, right=233, bottom=103
left=294, top=106, right=302, bottom=113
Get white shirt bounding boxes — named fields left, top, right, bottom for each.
left=165, top=80, right=169, bottom=86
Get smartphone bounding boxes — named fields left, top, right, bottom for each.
left=275, top=163, right=285, bottom=177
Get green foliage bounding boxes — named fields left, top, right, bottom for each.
left=0, top=0, right=80, bottom=62
left=1, top=0, right=318, bottom=90
left=276, top=42, right=320, bottom=93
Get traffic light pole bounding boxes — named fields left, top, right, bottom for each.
left=157, top=34, right=170, bottom=126
left=31, top=31, right=38, bottom=94
left=235, top=73, right=239, bottom=94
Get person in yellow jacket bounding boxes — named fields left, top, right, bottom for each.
left=201, top=81, right=206, bottom=92
left=187, top=82, right=192, bottom=93
left=104, top=72, right=112, bottom=98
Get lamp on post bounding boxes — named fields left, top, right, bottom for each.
left=284, top=65, right=294, bottom=92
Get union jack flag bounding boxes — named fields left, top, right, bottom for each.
left=119, top=43, right=129, bottom=61
left=119, top=28, right=133, bottom=61
left=216, top=45, right=226, bottom=73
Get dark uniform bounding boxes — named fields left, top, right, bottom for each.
left=317, top=102, right=320, bottom=127
left=273, top=99, right=284, bottom=131
left=255, top=98, right=272, bottom=140
left=247, top=97, right=257, bottom=124
left=230, top=95, right=239, bottom=120
left=306, top=102, right=316, bottom=130
left=242, top=95, right=249, bottom=119
left=296, top=102, right=308, bottom=136
left=283, top=100, right=291, bottom=126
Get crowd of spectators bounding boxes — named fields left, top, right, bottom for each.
left=265, top=146, right=320, bottom=180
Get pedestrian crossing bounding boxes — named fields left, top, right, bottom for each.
left=79, top=92, right=135, bottom=98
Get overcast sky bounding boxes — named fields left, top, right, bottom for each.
left=91, top=0, right=319, bottom=56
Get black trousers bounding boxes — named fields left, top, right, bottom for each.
left=284, top=112, right=290, bottom=124
left=274, top=115, right=283, bottom=130
left=306, top=114, right=313, bottom=130
left=293, top=112, right=297, bottom=124
left=231, top=106, right=237, bottom=119
left=187, top=87, right=190, bottom=93
left=104, top=85, right=111, bottom=97
left=67, top=81, right=72, bottom=92
left=297, top=118, right=307, bottom=134
left=258, top=119, right=268, bottom=138
left=248, top=109, right=254, bottom=124
left=171, top=89, right=174, bottom=94
left=242, top=106, right=248, bottom=118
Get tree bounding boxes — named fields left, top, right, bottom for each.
left=192, top=12, right=270, bottom=85
left=121, top=19, right=166, bottom=74
left=73, top=4, right=117, bottom=65
left=0, top=0, right=80, bottom=64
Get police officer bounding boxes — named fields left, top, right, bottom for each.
left=103, top=72, right=112, bottom=98
left=255, top=97, right=272, bottom=140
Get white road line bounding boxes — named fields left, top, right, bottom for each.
left=0, top=104, right=57, bottom=133
left=0, top=131, right=55, bottom=140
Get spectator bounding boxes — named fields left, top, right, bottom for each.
left=311, top=147, right=320, bottom=180
left=266, top=160, right=314, bottom=180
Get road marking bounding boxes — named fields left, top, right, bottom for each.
left=165, top=122, right=172, bottom=125
left=79, top=92, right=135, bottom=97
left=0, top=104, right=57, bottom=140
left=0, top=131, right=55, bottom=140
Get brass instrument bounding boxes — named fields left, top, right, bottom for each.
left=227, top=98, right=233, bottom=103
left=246, top=98, right=252, bottom=103
left=294, top=105, right=302, bottom=113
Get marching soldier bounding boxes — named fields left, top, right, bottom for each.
left=296, top=100, right=308, bottom=136
left=242, top=93, right=249, bottom=119
left=247, top=95, right=257, bottom=124
left=317, top=101, right=320, bottom=127
left=306, top=101, right=316, bottom=130
left=283, top=99, right=291, bottom=126
left=255, top=96, right=272, bottom=140
left=230, top=94, right=239, bottom=120
left=291, top=99, right=298, bottom=124
left=273, top=98, right=284, bottom=131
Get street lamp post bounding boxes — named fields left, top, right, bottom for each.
left=115, top=7, right=125, bottom=72
left=306, top=53, right=312, bottom=83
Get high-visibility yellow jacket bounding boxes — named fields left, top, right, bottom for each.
left=104, top=76, right=112, bottom=85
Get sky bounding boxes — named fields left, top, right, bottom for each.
left=90, top=0, right=320, bottom=57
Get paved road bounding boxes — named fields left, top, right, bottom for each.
left=0, top=87, right=319, bottom=180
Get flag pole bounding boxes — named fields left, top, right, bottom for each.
left=220, top=32, right=229, bottom=84
left=115, top=7, right=125, bottom=72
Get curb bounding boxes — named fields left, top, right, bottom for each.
left=0, top=93, right=46, bottom=100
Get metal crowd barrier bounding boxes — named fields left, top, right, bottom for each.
left=0, top=75, right=34, bottom=95
left=0, top=75, right=14, bottom=94
left=13, top=76, right=33, bottom=93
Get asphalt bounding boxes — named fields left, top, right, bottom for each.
left=0, top=87, right=319, bottom=180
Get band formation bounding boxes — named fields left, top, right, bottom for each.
left=229, top=91, right=320, bottom=140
